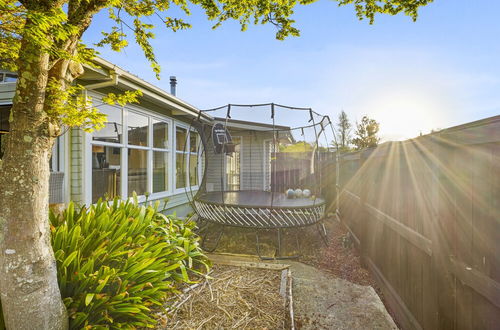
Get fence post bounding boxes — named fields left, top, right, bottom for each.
left=359, top=150, right=369, bottom=264
left=433, top=133, right=457, bottom=329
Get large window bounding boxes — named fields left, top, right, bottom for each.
left=88, top=98, right=200, bottom=204
left=87, top=105, right=180, bottom=203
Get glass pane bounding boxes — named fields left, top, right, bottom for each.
left=152, top=119, right=169, bottom=149
left=153, top=151, right=168, bottom=193
left=226, top=137, right=240, bottom=191
left=128, top=111, right=148, bottom=146
left=176, top=127, right=187, bottom=151
left=128, top=148, right=148, bottom=196
left=92, top=145, right=121, bottom=203
left=93, top=105, right=122, bottom=143
left=190, top=131, right=198, bottom=152
left=175, top=153, right=187, bottom=189
left=4, top=73, right=17, bottom=83
left=189, top=154, right=198, bottom=186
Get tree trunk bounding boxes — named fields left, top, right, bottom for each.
left=0, top=32, right=68, bottom=329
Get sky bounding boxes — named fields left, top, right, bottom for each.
left=82, top=0, right=500, bottom=142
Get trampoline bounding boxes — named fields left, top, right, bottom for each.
left=182, top=103, right=336, bottom=258
left=195, top=191, right=326, bottom=228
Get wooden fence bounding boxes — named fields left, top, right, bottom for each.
left=333, top=115, right=500, bottom=330
left=271, top=152, right=337, bottom=212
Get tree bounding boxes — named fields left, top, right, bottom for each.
left=332, top=110, right=352, bottom=153
left=0, top=0, right=432, bottom=328
left=280, top=141, right=313, bottom=152
left=351, top=115, right=380, bottom=150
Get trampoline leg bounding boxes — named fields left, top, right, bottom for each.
left=256, top=230, right=272, bottom=260
left=316, top=222, right=329, bottom=246
left=257, top=228, right=300, bottom=260
left=277, top=228, right=282, bottom=257
left=201, top=224, right=224, bottom=253
left=196, top=219, right=210, bottom=234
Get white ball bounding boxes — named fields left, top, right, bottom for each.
left=286, top=189, right=295, bottom=199
left=294, top=189, right=303, bottom=198
left=302, top=189, right=311, bottom=198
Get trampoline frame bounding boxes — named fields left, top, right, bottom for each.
left=194, top=192, right=326, bottom=229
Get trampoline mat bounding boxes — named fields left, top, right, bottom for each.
left=195, top=190, right=325, bottom=208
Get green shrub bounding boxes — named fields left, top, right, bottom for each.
left=50, top=198, right=209, bottom=329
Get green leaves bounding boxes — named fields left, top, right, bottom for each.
left=336, top=0, right=434, bottom=24
left=352, top=115, right=380, bottom=150
left=50, top=198, right=210, bottom=329
left=102, top=90, right=143, bottom=107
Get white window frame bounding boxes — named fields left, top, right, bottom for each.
left=173, top=123, right=201, bottom=194
left=225, top=136, right=242, bottom=191
left=85, top=92, right=189, bottom=205
left=263, top=139, right=274, bottom=191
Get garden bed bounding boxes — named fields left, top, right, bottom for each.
left=157, top=264, right=291, bottom=329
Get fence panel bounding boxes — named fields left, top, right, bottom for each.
left=333, top=115, right=500, bottom=330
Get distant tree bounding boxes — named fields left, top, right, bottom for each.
left=280, top=141, right=313, bottom=153
left=352, top=116, right=380, bottom=150
left=332, top=110, right=352, bottom=153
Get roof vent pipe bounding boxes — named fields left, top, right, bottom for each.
left=170, top=76, right=177, bottom=96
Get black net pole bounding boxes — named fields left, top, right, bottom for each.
left=270, top=103, right=276, bottom=215
left=309, top=110, right=320, bottom=213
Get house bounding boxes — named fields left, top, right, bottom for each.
left=1, top=59, right=297, bottom=217
left=1, top=57, right=213, bottom=216
left=203, top=117, right=293, bottom=193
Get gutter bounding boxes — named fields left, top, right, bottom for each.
left=84, top=69, right=119, bottom=90
left=86, top=57, right=213, bottom=122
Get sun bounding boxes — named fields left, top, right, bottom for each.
left=361, top=88, right=450, bottom=141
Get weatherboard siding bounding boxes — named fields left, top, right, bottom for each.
left=205, top=130, right=273, bottom=191
left=70, top=128, right=84, bottom=204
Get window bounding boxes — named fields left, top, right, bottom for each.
left=189, top=131, right=200, bottom=186
left=0, top=72, right=17, bottom=83
left=175, top=126, right=188, bottom=189
left=152, top=119, right=168, bottom=148
left=226, top=136, right=241, bottom=191
left=175, top=127, right=201, bottom=190
left=93, top=104, right=122, bottom=143
left=88, top=94, right=201, bottom=203
left=152, top=118, right=169, bottom=193
left=92, top=145, right=121, bottom=203
left=128, top=148, right=147, bottom=196
left=128, top=111, right=148, bottom=146
left=153, top=151, right=168, bottom=193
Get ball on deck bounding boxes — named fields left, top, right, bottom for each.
left=286, top=189, right=295, bottom=199
left=294, top=189, right=303, bottom=198
left=302, top=189, right=311, bottom=198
